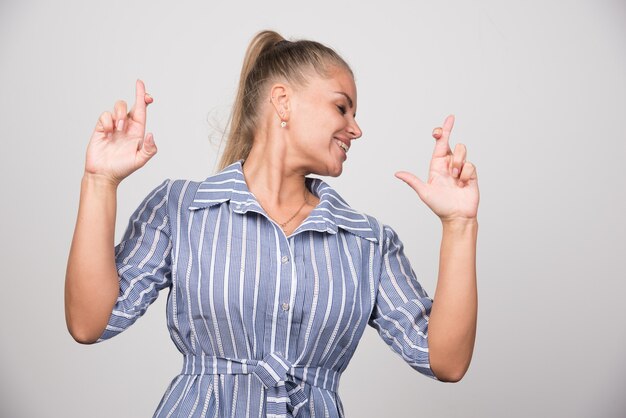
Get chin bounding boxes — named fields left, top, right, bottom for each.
left=306, top=154, right=345, bottom=177
left=326, top=163, right=344, bottom=177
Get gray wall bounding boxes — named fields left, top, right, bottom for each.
left=1, top=0, right=625, bottom=416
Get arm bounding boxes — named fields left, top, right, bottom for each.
left=394, top=114, right=480, bottom=382
left=65, top=175, right=120, bottom=344
left=64, top=79, right=156, bottom=344
left=428, top=218, right=478, bottom=382
left=368, top=224, right=437, bottom=380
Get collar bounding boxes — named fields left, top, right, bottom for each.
left=189, top=160, right=378, bottom=243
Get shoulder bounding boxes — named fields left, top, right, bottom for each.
left=310, top=177, right=400, bottom=246
left=167, top=178, right=203, bottom=196
left=142, top=178, right=207, bottom=212
left=360, top=213, right=400, bottom=247
left=166, top=178, right=214, bottom=211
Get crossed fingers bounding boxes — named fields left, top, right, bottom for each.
left=96, top=79, right=153, bottom=134
left=432, top=115, right=476, bottom=182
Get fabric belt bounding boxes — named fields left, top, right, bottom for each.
left=181, top=353, right=341, bottom=418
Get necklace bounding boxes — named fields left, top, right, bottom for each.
left=271, top=188, right=309, bottom=233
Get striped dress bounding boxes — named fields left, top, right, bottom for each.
left=98, top=160, right=436, bottom=417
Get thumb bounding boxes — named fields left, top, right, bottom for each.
left=394, top=171, right=428, bottom=199
left=137, top=132, right=158, bottom=166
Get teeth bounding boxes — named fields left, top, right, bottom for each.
left=336, top=139, right=349, bottom=153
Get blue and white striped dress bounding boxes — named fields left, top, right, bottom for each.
left=98, top=160, right=436, bottom=417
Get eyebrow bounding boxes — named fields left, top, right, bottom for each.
left=333, top=91, right=356, bottom=117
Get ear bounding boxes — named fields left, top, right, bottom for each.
left=269, top=83, right=290, bottom=121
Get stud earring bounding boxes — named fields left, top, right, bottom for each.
left=280, top=121, right=287, bottom=128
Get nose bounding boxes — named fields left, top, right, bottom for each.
left=348, top=119, right=362, bottom=140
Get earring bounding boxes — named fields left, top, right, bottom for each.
left=280, top=121, right=287, bottom=128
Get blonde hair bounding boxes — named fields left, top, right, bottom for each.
left=217, top=30, right=353, bottom=171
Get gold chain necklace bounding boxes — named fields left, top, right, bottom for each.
left=270, top=188, right=309, bottom=233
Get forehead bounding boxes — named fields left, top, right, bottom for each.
left=324, top=67, right=355, bottom=91
left=307, top=67, right=357, bottom=101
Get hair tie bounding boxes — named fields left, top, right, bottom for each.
left=274, top=39, right=292, bottom=47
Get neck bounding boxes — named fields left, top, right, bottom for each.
left=241, top=122, right=321, bottom=234
left=242, top=126, right=315, bottom=208
left=242, top=147, right=318, bottom=234
left=242, top=153, right=308, bottom=207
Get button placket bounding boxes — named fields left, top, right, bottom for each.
left=280, top=252, right=291, bottom=313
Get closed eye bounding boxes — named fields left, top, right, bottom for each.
left=337, top=105, right=347, bottom=115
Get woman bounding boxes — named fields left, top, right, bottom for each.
left=65, top=30, right=479, bottom=417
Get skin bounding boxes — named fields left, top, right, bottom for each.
left=395, top=115, right=480, bottom=382
left=65, top=70, right=479, bottom=383
left=65, top=79, right=154, bottom=343
left=241, top=66, right=362, bottom=235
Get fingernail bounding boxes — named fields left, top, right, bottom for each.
left=452, top=168, right=459, bottom=177
left=145, top=93, right=152, bottom=100
left=116, top=119, right=124, bottom=131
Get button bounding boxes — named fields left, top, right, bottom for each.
left=281, top=302, right=290, bottom=311
left=281, top=255, right=289, bottom=264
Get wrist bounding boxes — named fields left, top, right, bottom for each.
left=82, top=172, right=120, bottom=191
left=440, top=217, right=478, bottom=230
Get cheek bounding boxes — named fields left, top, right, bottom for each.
left=293, top=113, right=333, bottom=143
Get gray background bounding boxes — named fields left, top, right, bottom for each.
left=1, top=0, right=625, bottom=417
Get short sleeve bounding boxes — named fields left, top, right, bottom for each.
left=97, top=179, right=173, bottom=342
left=368, top=224, right=437, bottom=379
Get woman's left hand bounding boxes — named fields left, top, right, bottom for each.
left=394, top=115, right=479, bottom=223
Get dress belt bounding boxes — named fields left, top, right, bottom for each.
left=181, top=353, right=341, bottom=418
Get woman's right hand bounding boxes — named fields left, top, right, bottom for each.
left=84, top=79, right=156, bottom=186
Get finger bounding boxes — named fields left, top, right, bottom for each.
left=136, top=132, right=158, bottom=166
left=394, top=171, right=428, bottom=200
left=113, top=100, right=128, bottom=131
left=129, top=79, right=148, bottom=125
left=458, top=161, right=476, bottom=183
left=450, top=143, right=467, bottom=177
left=432, top=127, right=443, bottom=140
left=96, top=111, right=114, bottom=133
left=432, top=114, right=454, bottom=158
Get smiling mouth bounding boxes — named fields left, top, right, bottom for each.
left=335, top=139, right=349, bottom=153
